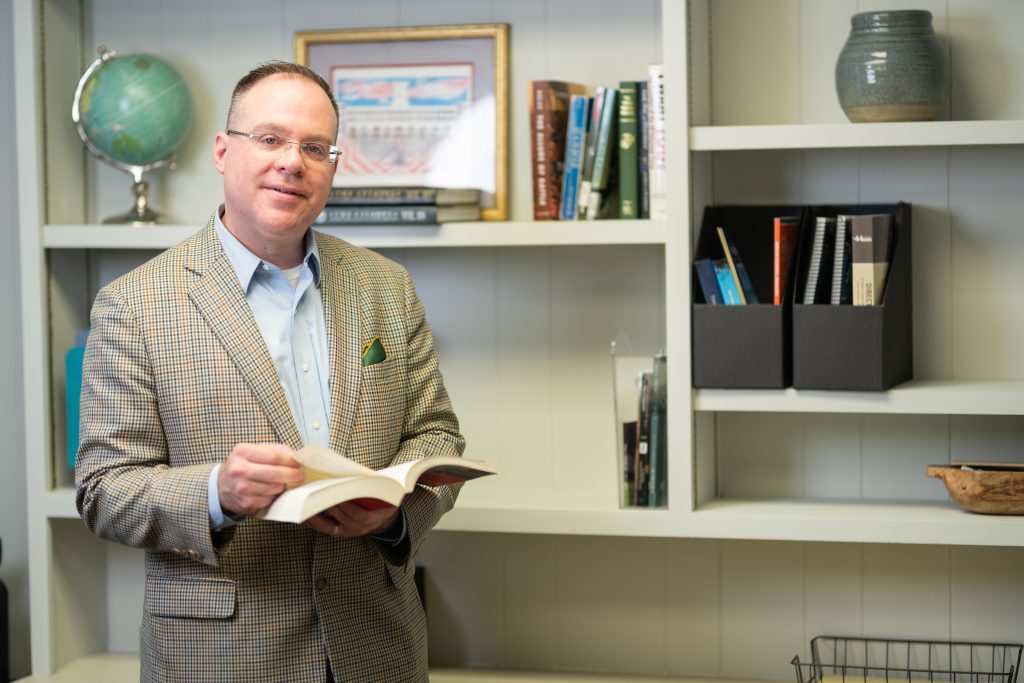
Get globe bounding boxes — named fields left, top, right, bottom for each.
left=73, top=46, right=194, bottom=223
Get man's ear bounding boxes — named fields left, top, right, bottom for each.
left=212, top=131, right=229, bottom=175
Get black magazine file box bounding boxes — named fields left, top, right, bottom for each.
left=792, top=202, right=912, bottom=390
left=692, top=205, right=806, bottom=388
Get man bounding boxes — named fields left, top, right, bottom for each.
left=75, top=61, right=465, bottom=683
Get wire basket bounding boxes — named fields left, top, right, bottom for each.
left=792, top=636, right=1023, bottom=683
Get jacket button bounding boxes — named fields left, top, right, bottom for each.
left=314, top=577, right=330, bottom=592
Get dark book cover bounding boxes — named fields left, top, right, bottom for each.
left=637, top=80, right=650, bottom=219
left=617, top=80, right=641, bottom=219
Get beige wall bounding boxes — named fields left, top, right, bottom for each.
left=0, top=0, right=29, bottom=677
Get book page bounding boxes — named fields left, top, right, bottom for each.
left=291, top=444, right=379, bottom=482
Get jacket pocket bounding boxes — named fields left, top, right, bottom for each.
left=145, top=576, right=236, bottom=619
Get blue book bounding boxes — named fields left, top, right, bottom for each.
left=694, top=258, right=723, bottom=304
left=65, top=331, right=88, bottom=468
left=558, top=94, right=591, bottom=220
left=714, top=259, right=744, bottom=305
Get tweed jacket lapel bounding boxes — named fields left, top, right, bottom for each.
left=186, top=218, right=303, bottom=449
left=315, top=233, right=364, bottom=458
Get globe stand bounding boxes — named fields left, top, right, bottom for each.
left=101, top=162, right=177, bottom=225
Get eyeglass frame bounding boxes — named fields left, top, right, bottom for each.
left=225, top=129, right=340, bottom=165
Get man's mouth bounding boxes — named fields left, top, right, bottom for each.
left=267, top=185, right=305, bottom=198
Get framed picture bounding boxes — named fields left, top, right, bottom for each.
left=296, top=24, right=509, bottom=221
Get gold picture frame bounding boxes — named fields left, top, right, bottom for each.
left=296, top=24, right=509, bottom=221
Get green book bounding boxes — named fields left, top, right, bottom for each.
left=617, top=81, right=641, bottom=219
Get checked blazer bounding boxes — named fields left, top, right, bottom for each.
left=75, top=215, right=465, bottom=683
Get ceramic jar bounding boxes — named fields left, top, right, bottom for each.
left=835, top=10, right=947, bottom=122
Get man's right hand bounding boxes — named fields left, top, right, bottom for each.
left=218, top=443, right=307, bottom=516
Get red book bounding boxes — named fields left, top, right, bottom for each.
left=529, top=80, right=585, bottom=220
left=773, top=216, right=800, bottom=305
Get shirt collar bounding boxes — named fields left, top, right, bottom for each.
left=214, top=206, right=321, bottom=291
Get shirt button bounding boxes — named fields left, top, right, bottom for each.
left=261, top=263, right=271, bottom=271
left=312, top=420, right=321, bottom=430
left=301, top=362, right=311, bottom=373
left=315, top=577, right=329, bottom=592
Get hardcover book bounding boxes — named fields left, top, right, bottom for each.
left=315, top=204, right=480, bottom=225
left=558, top=94, right=592, bottom=221
left=326, top=186, right=480, bottom=206
left=851, top=213, right=894, bottom=305
left=577, top=87, right=607, bottom=220
left=529, top=80, right=586, bottom=220
left=617, top=80, right=641, bottom=219
left=261, top=444, right=496, bottom=523
left=694, top=257, right=723, bottom=304
left=773, top=216, right=800, bottom=305
left=584, top=87, right=619, bottom=220
left=646, top=63, right=667, bottom=221
left=637, top=80, right=650, bottom=219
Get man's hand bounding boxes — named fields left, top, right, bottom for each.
left=306, top=502, right=401, bottom=539
left=218, top=443, right=306, bottom=516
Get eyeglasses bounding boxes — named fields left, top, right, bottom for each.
left=226, top=130, right=340, bottom=165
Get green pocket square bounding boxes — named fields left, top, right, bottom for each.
left=361, top=337, right=387, bottom=367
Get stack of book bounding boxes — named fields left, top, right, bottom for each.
left=528, top=65, right=666, bottom=222
left=314, top=186, right=482, bottom=226
left=802, top=212, right=893, bottom=306
left=619, top=352, right=667, bottom=508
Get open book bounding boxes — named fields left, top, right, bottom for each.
left=260, top=444, right=496, bottom=523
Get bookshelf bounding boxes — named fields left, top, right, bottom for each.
left=14, top=0, right=1024, bottom=680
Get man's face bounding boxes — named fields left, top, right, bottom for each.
left=212, top=73, right=338, bottom=260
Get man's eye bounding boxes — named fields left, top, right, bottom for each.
left=258, top=135, right=280, bottom=147
left=302, top=142, right=328, bottom=158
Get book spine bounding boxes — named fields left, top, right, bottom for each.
left=637, top=80, right=650, bottom=220
left=315, top=205, right=440, bottom=225
left=647, top=63, right=667, bottom=221
left=558, top=95, right=591, bottom=220
left=694, top=258, right=723, bottom=304
left=326, top=187, right=441, bottom=205
left=585, top=87, right=619, bottom=220
left=617, top=81, right=640, bottom=220
left=649, top=353, right=667, bottom=507
left=530, top=81, right=578, bottom=220
left=634, top=371, right=652, bottom=507
left=577, top=87, right=606, bottom=220
left=621, top=419, right=637, bottom=507
left=773, top=216, right=799, bottom=305
left=851, top=213, right=894, bottom=305
left=714, top=259, right=743, bottom=305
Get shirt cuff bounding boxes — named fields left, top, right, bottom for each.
left=372, top=508, right=408, bottom=547
left=208, top=464, right=246, bottom=530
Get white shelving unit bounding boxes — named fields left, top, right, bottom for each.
left=15, top=0, right=1024, bottom=680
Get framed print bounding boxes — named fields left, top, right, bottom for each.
left=296, top=24, right=509, bottom=220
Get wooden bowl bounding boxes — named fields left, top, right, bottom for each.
left=927, top=465, right=1024, bottom=514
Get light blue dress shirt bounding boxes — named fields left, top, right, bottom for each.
left=205, top=210, right=405, bottom=543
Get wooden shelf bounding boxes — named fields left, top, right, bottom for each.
left=694, top=379, right=1024, bottom=415
left=690, top=119, right=1024, bottom=151
left=43, top=220, right=668, bottom=250
left=13, top=655, right=774, bottom=683
left=691, top=498, right=1024, bottom=547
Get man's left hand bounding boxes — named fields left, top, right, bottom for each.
left=306, top=502, right=401, bottom=538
